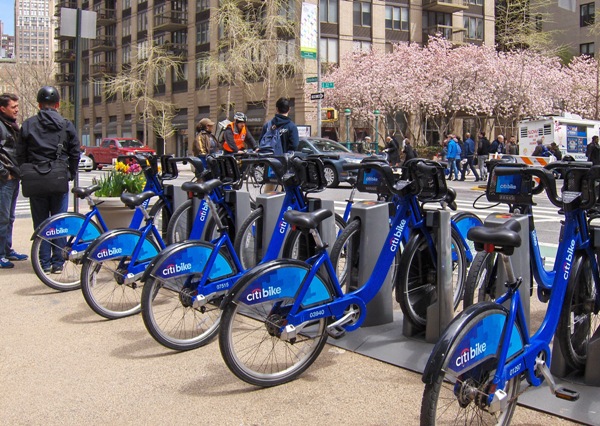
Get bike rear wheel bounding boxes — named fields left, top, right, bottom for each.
left=462, top=251, right=498, bottom=309
left=219, top=261, right=332, bottom=387
left=421, top=307, right=520, bottom=425
left=166, top=199, right=234, bottom=244
left=233, top=206, right=264, bottom=270
left=556, top=253, right=600, bottom=371
left=283, top=213, right=346, bottom=261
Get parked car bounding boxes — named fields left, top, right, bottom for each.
left=84, top=138, right=155, bottom=170
left=78, top=153, right=94, bottom=172
left=296, top=137, right=367, bottom=187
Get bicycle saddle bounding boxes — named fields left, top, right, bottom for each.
left=72, top=184, right=101, bottom=199
left=284, top=209, right=333, bottom=230
left=467, top=218, right=521, bottom=255
left=181, top=179, right=222, bottom=197
left=120, top=190, right=156, bottom=209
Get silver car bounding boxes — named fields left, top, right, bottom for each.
left=79, top=154, right=94, bottom=172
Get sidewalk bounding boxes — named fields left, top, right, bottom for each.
left=0, top=218, right=578, bottom=425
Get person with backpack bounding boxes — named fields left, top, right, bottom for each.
left=222, top=112, right=257, bottom=153
left=17, top=86, right=80, bottom=274
left=0, top=93, right=28, bottom=269
left=258, top=97, right=299, bottom=155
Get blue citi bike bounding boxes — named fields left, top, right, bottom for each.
left=331, top=158, right=482, bottom=332
left=217, top=159, right=460, bottom=386
left=29, top=154, right=182, bottom=292
left=140, top=155, right=334, bottom=350
left=419, top=162, right=600, bottom=425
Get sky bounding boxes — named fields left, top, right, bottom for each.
left=0, top=0, right=15, bottom=36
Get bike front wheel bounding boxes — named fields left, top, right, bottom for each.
left=556, top=253, right=600, bottom=371
left=421, top=307, right=520, bottom=425
left=219, top=260, right=332, bottom=387
left=398, top=228, right=466, bottom=331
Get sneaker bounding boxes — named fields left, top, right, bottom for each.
left=7, top=251, right=28, bottom=261
left=51, top=265, right=63, bottom=274
left=0, top=257, right=15, bottom=269
left=43, top=267, right=51, bottom=275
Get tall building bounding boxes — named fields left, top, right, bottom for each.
left=543, top=1, right=597, bottom=57
left=1, top=34, right=16, bottom=58
left=15, top=0, right=55, bottom=64
left=55, top=0, right=494, bottom=153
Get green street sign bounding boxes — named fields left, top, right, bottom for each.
left=306, top=76, right=318, bottom=83
left=322, top=82, right=334, bottom=89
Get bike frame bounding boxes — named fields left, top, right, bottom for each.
left=186, top=186, right=236, bottom=240
left=479, top=208, right=600, bottom=403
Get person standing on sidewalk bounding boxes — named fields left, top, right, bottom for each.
left=17, top=86, right=80, bottom=274
left=0, top=93, right=28, bottom=269
left=476, top=131, right=490, bottom=181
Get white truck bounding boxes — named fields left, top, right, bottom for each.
left=518, top=116, right=600, bottom=161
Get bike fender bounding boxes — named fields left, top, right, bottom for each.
left=220, top=259, right=332, bottom=310
left=32, top=212, right=101, bottom=241
left=422, top=302, right=510, bottom=384
left=142, top=240, right=235, bottom=282
left=84, top=229, right=159, bottom=263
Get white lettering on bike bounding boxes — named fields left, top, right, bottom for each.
left=454, top=342, right=487, bottom=368
left=563, top=239, right=576, bottom=280
left=310, top=310, right=325, bottom=318
left=97, top=247, right=123, bottom=259
left=162, top=262, right=193, bottom=276
left=390, top=219, right=407, bottom=253
left=246, top=286, right=282, bottom=302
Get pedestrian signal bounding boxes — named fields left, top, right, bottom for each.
left=323, top=108, right=338, bottom=122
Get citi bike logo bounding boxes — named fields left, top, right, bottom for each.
left=162, top=262, right=192, bottom=276
left=246, top=285, right=282, bottom=302
left=364, top=175, right=379, bottom=184
left=562, top=239, right=576, bottom=280
left=279, top=206, right=292, bottom=234
left=499, top=183, right=517, bottom=190
left=45, top=227, right=69, bottom=237
left=199, top=202, right=209, bottom=223
left=455, top=342, right=487, bottom=368
left=390, top=219, right=407, bottom=252
left=97, top=247, right=123, bottom=259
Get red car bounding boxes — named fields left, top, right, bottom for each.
left=84, top=138, right=155, bottom=170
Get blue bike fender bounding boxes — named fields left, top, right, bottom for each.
left=84, top=229, right=159, bottom=263
left=141, top=240, right=235, bottom=282
left=220, top=259, right=332, bottom=310
left=32, top=212, right=101, bottom=241
left=422, top=302, right=519, bottom=384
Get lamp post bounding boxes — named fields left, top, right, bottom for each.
left=344, top=108, right=351, bottom=150
left=373, top=110, right=381, bottom=154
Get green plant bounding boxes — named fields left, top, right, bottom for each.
left=93, top=161, right=146, bottom=197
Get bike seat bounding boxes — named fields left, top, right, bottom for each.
left=181, top=179, right=222, bottom=197
left=284, top=209, right=333, bottom=230
left=120, top=190, right=156, bottom=209
left=72, top=184, right=100, bottom=199
left=467, top=218, right=521, bottom=255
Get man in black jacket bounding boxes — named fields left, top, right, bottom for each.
left=476, top=131, right=490, bottom=181
left=0, top=93, right=28, bottom=269
left=17, top=86, right=80, bottom=274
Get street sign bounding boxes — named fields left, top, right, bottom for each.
left=310, top=92, right=325, bottom=100
left=306, top=76, right=318, bottom=83
left=322, top=82, right=334, bottom=89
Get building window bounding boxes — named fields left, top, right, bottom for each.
left=353, top=40, right=372, bottom=53
left=320, top=0, right=338, bottom=23
left=467, top=0, right=483, bottom=4
left=122, top=17, right=131, bottom=37
left=353, top=2, right=371, bottom=27
left=277, top=39, right=296, bottom=64
left=196, top=20, right=209, bottom=45
left=196, top=54, right=209, bottom=79
left=196, top=0, right=210, bottom=12
left=581, top=42, right=595, bottom=56
left=94, top=81, right=103, bottom=97
left=123, top=0, right=131, bottom=9
left=385, top=5, right=408, bottom=31
left=581, top=3, right=595, bottom=27
left=464, top=16, right=483, bottom=40
left=173, top=63, right=187, bottom=82
left=319, top=37, right=338, bottom=64
left=137, top=10, right=148, bottom=32
left=122, top=44, right=131, bottom=64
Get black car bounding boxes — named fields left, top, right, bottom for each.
left=296, top=137, right=368, bottom=187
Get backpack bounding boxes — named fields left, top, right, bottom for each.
left=215, top=119, right=231, bottom=148
left=259, top=120, right=283, bottom=155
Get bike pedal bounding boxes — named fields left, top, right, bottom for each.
left=326, top=326, right=346, bottom=339
left=555, top=387, right=579, bottom=402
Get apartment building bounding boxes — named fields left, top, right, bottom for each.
left=55, top=0, right=494, bottom=153
left=541, top=1, right=598, bottom=58
left=15, top=0, right=55, bottom=64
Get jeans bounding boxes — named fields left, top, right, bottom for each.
left=477, top=155, right=488, bottom=179
left=447, top=158, right=460, bottom=179
left=461, top=156, right=480, bottom=180
left=30, top=192, right=69, bottom=269
left=0, top=178, right=19, bottom=258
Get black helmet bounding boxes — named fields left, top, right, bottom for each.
left=37, top=86, right=60, bottom=104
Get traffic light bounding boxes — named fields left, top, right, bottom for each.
left=323, top=108, right=338, bottom=122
